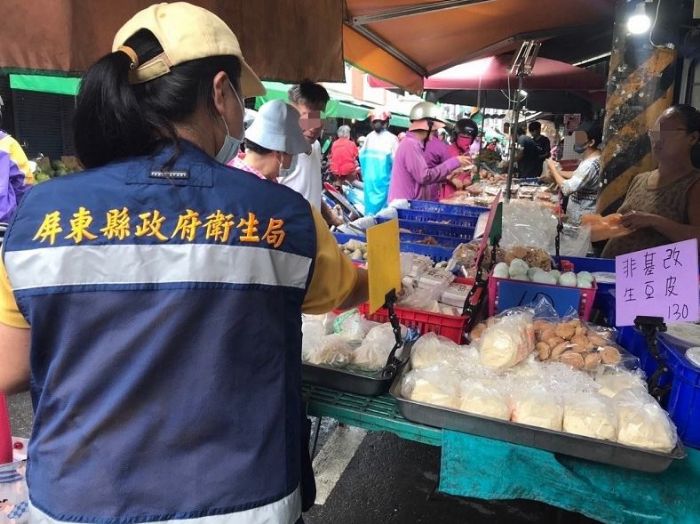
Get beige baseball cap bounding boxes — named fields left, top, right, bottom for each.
left=112, top=2, right=265, bottom=98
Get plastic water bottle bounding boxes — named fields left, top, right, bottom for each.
left=0, top=395, right=12, bottom=464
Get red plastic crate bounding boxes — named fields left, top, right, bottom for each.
left=357, top=279, right=483, bottom=343
left=487, top=276, right=597, bottom=321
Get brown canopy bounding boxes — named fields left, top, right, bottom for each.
left=1, top=0, right=345, bottom=85
left=344, top=0, right=616, bottom=93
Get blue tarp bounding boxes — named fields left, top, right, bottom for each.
left=440, top=430, right=698, bottom=524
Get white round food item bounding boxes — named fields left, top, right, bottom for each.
left=410, top=333, right=461, bottom=370
left=459, top=381, right=510, bottom=420
left=576, top=271, right=593, bottom=281
left=563, top=395, right=617, bottom=441
left=527, top=267, right=541, bottom=281
left=615, top=392, right=677, bottom=452
left=533, top=270, right=557, bottom=285
left=512, top=390, right=563, bottom=431
left=549, top=269, right=561, bottom=282
left=576, top=275, right=593, bottom=288
left=559, top=272, right=578, bottom=287
left=493, top=262, right=510, bottom=279
left=595, top=370, right=647, bottom=398
left=509, top=258, right=529, bottom=277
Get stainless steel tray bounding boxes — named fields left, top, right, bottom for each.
left=390, top=364, right=686, bottom=473
left=302, top=339, right=416, bottom=396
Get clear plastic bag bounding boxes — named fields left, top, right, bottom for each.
left=333, top=309, right=373, bottom=343
left=0, top=460, right=28, bottom=524
left=301, top=319, right=326, bottom=362
left=501, top=201, right=558, bottom=253
left=401, top=366, right=461, bottom=409
left=613, top=389, right=678, bottom=452
left=510, top=384, right=564, bottom=431
left=477, top=309, right=536, bottom=370
left=458, top=378, right=511, bottom=420
left=304, top=334, right=355, bottom=367
left=594, top=368, right=648, bottom=398
left=563, top=393, right=617, bottom=441
left=400, top=252, right=434, bottom=279
left=410, top=333, right=461, bottom=370
left=353, top=323, right=407, bottom=371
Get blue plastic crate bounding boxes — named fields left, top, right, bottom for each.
left=617, top=327, right=670, bottom=388
left=333, top=232, right=454, bottom=262
left=378, top=217, right=475, bottom=240
left=659, top=333, right=700, bottom=449
left=398, top=232, right=464, bottom=249
left=397, top=208, right=480, bottom=229
left=408, top=200, right=489, bottom=218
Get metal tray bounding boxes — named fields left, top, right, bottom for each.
left=390, top=364, right=686, bottom=473
left=302, top=339, right=416, bottom=396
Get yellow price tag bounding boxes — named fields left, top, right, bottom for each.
left=367, top=219, right=401, bottom=314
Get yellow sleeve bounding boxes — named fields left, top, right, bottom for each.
left=0, top=256, right=29, bottom=328
left=0, top=135, right=34, bottom=185
left=303, top=208, right=359, bottom=314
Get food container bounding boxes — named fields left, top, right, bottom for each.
left=391, top=363, right=686, bottom=473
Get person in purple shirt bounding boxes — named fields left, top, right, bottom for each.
left=389, top=101, right=470, bottom=202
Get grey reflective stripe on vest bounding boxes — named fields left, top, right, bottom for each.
left=29, top=487, right=302, bottom=524
left=5, top=244, right=312, bottom=291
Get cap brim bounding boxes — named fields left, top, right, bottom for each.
left=240, top=59, right=266, bottom=99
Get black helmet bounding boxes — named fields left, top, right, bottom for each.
left=453, top=118, right=478, bottom=139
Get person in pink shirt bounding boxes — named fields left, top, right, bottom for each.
left=228, top=99, right=309, bottom=182
left=388, top=101, right=470, bottom=202
left=439, top=118, right=479, bottom=200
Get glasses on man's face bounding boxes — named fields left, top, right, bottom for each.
left=647, top=128, right=688, bottom=142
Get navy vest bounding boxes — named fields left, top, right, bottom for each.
left=2, top=142, right=316, bottom=523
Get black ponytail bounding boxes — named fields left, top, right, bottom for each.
left=75, top=29, right=241, bottom=168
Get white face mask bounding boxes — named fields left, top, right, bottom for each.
left=279, top=154, right=298, bottom=178
left=215, top=82, right=245, bottom=164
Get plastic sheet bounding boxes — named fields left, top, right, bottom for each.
left=477, top=310, right=536, bottom=370
left=353, top=323, right=407, bottom=371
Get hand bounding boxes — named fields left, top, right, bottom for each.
left=450, top=177, right=465, bottom=190
left=457, top=155, right=472, bottom=168
left=619, top=210, right=662, bottom=231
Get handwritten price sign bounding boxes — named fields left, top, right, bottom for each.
left=615, top=239, right=699, bottom=326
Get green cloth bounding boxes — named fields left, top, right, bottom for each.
left=9, top=74, right=80, bottom=96
left=440, top=430, right=698, bottom=524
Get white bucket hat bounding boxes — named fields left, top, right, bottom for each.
left=245, top=100, right=310, bottom=155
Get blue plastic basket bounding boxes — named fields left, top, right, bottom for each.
left=408, top=200, right=489, bottom=217
left=659, top=333, right=700, bottom=449
left=333, top=232, right=454, bottom=262
left=396, top=208, right=480, bottom=229
left=378, top=217, right=475, bottom=240
left=617, top=327, right=671, bottom=389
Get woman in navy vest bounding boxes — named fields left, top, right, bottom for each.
left=0, top=3, right=367, bottom=523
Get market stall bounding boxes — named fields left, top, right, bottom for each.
left=302, top=189, right=700, bottom=521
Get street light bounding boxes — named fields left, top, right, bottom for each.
left=627, top=1, right=652, bottom=34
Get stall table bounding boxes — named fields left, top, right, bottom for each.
left=304, top=383, right=700, bottom=524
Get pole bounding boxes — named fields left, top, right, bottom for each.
left=505, top=75, right=524, bottom=203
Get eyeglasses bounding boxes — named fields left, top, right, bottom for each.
left=647, top=128, right=688, bottom=142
